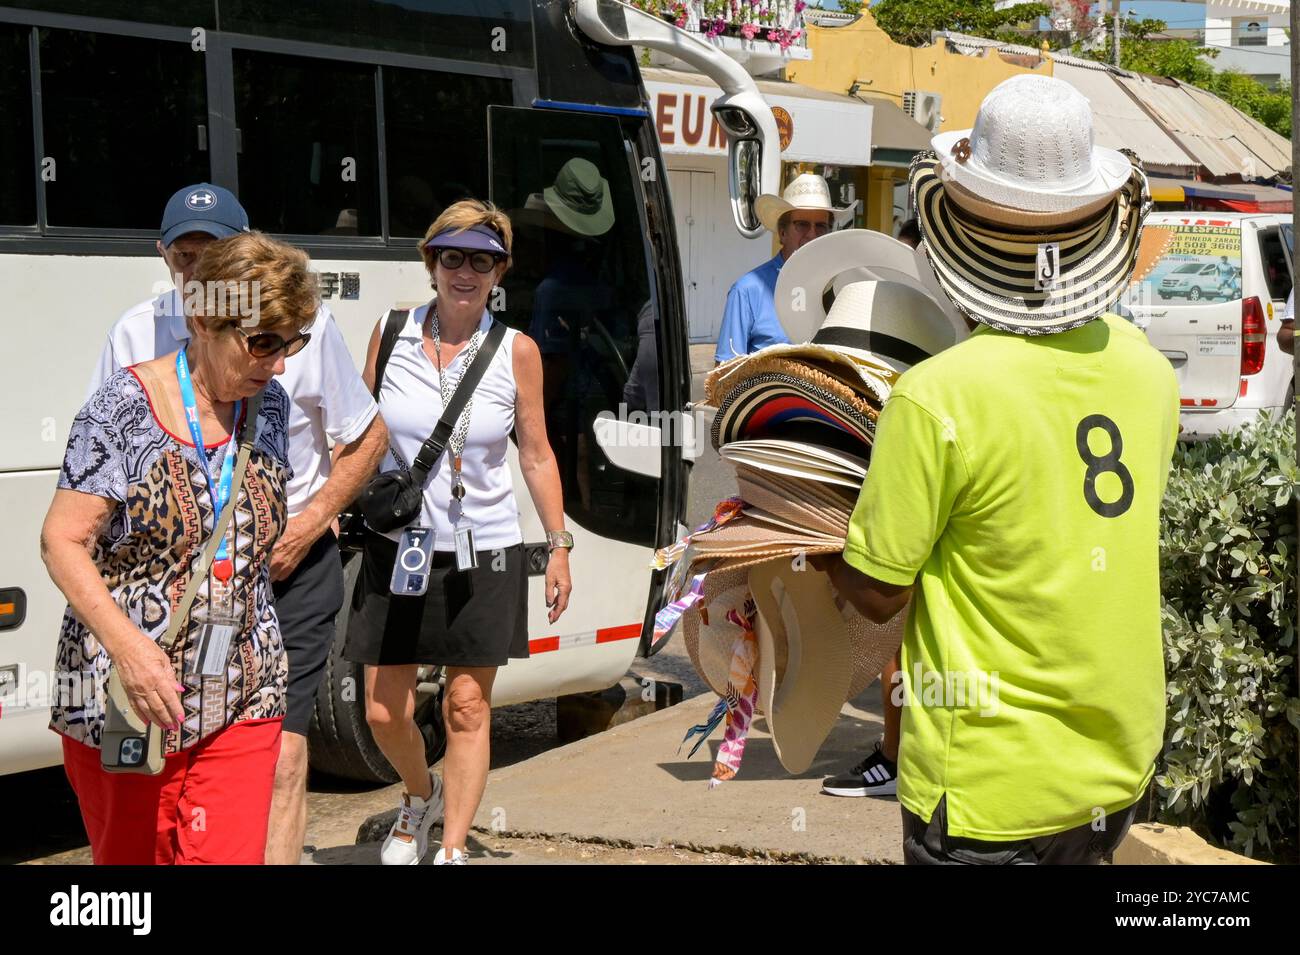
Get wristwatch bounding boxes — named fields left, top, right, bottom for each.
left=546, top=530, right=574, bottom=552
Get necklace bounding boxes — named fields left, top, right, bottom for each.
left=429, top=306, right=486, bottom=502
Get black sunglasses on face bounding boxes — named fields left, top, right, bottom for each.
left=437, top=248, right=503, bottom=274
left=235, top=326, right=311, bottom=358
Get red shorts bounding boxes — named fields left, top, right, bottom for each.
left=61, top=718, right=282, bottom=865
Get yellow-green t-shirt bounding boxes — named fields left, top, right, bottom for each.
left=844, top=314, right=1179, bottom=840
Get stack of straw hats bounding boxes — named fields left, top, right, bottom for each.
left=676, top=230, right=964, bottom=774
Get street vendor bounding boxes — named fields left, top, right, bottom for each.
left=818, top=75, right=1180, bottom=865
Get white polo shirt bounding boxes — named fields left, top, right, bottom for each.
left=87, top=289, right=379, bottom=518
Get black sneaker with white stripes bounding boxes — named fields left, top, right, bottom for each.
left=821, top=740, right=898, bottom=797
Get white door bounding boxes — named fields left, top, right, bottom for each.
left=668, top=168, right=717, bottom=343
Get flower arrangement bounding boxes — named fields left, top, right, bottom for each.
left=626, top=0, right=807, bottom=49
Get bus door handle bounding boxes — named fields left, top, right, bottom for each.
left=1160, top=350, right=1188, bottom=367
left=197, top=124, right=207, bottom=152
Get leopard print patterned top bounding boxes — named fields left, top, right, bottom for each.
left=52, top=369, right=292, bottom=753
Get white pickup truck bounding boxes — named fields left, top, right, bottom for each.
left=1124, top=213, right=1293, bottom=438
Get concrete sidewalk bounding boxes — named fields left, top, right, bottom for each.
left=469, top=686, right=903, bottom=863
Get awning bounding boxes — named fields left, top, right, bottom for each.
left=1148, top=177, right=1294, bottom=212
left=642, top=67, right=873, bottom=166
left=856, top=94, right=931, bottom=167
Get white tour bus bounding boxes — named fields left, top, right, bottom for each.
left=0, top=0, right=778, bottom=780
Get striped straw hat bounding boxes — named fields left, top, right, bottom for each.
left=910, top=152, right=1149, bottom=335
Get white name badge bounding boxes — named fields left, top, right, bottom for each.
left=454, top=523, right=478, bottom=572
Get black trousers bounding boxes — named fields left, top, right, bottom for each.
left=901, top=794, right=1141, bottom=865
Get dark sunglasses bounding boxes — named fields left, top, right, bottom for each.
left=235, top=326, right=311, bottom=358
left=436, top=248, right=503, bottom=274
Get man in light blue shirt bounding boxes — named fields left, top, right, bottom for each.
left=714, top=173, right=835, bottom=363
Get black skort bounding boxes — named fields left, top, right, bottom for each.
left=343, top=529, right=529, bottom=667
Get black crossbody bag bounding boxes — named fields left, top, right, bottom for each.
left=341, top=309, right=508, bottom=545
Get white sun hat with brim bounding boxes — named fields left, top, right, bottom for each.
left=748, top=559, right=903, bottom=775
left=930, top=74, right=1133, bottom=215
left=754, top=173, right=848, bottom=234
left=773, top=228, right=964, bottom=348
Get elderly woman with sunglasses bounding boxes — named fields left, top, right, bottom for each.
left=42, top=232, right=317, bottom=864
left=345, top=199, right=571, bottom=866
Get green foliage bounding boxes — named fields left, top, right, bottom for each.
left=1157, top=412, right=1299, bottom=861
left=869, top=0, right=1051, bottom=48
left=1074, top=16, right=1292, bottom=138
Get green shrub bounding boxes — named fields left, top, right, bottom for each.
left=1157, top=410, right=1299, bottom=861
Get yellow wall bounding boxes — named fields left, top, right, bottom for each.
left=787, top=11, right=1053, bottom=135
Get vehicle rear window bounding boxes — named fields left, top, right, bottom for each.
left=1257, top=228, right=1292, bottom=302
left=1127, top=222, right=1242, bottom=306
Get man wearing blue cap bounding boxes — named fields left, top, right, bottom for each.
left=87, top=183, right=390, bottom=865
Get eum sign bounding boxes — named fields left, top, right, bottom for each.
left=49, top=886, right=151, bottom=936
left=643, top=80, right=872, bottom=166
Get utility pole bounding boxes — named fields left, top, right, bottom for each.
left=1291, top=0, right=1298, bottom=853
left=1112, top=0, right=1122, bottom=67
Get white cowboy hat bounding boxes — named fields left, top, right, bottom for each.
left=771, top=229, right=964, bottom=372
left=748, top=559, right=903, bottom=774
left=931, top=75, right=1132, bottom=216
left=754, top=173, right=845, bottom=234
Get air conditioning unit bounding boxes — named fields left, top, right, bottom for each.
left=902, top=90, right=943, bottom=132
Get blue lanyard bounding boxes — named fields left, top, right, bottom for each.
left=175, top=349, right=242, bottom=562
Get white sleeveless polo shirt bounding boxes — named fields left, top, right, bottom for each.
left=373, top=305, right=523, bottom=551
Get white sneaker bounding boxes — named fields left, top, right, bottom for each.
left=380, top=773, right=445, bottom=866
left=433, top=846, right=467, bottom=865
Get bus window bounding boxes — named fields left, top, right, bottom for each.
left=221, top=0, right=533, bottom=67
left=383, top=67, right=512, bottom=238
left=4, top=1, right=215, bottom=28
left=490, top=105, right=660, bottom=548
left=233, top=50, right=381, bottom=237
left=0, top=24, right=35, bottom=226
left=38, top=29, right=208, bottom=230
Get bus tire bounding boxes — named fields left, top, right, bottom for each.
left=307, top=550, right=447, bottom=784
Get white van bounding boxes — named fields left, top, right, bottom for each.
left=1124, top=213, right=1293, bottom=438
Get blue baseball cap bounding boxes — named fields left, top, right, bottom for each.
left=424, top=223, right=508, bottom=256
left=160, top=183, right=249, bottom=246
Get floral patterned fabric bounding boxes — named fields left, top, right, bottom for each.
left=52, top=368, right=292, bottom=753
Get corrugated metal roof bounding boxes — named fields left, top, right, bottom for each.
left=1174, top=81, right=1291, bottom=175
left=1112, top=74, right=1246, bottom=177
left=1052, top=62, right=1197, bottom=175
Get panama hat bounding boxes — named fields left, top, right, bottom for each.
left=931, top=75, right=1133, bottom=216
left=543, top=158, right=614, bottom=237
left=754, top=173, right=845, bottom=234
left=910, top=151, right=1148, bottom=335
left=749, top=560, right=904, bottom=774
left=772, top=229, right=963, bottom=347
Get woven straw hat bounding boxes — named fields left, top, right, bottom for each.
left=749, top=560, right=904, bottom=774
left=930, top=75, right=1132, bottom=215
left=754, top=173, right=843, bottom=233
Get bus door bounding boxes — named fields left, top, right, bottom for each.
left=488, top=104, right=687, bottom=656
